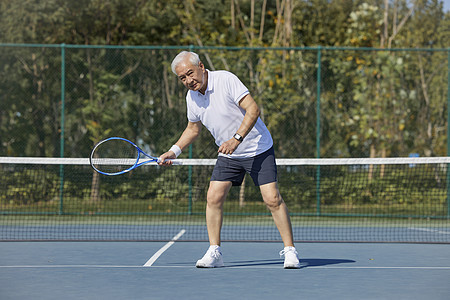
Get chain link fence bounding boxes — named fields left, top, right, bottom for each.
left=1, top=44, right=448, bottom=159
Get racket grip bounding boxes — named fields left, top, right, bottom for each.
left=157, top=158, right=182, bottom=165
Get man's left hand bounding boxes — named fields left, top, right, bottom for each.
left=218, top=138, right=241, bottom=155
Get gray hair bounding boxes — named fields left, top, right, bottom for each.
left=171, top=51, right=201, bottom=75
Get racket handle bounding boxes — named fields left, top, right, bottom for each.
left=157, top=158, right=183, bottom=165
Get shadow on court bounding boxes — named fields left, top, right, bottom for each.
left=225, top=258, right=355, bottom=268
left=300, top=258, right=356, bottom=268
left=166, top=258, right=355, bottom=268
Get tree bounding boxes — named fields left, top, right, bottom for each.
left=0, top=0, right=65, bottom=156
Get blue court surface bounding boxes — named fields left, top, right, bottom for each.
left=1, top=241, right=449, bottom=300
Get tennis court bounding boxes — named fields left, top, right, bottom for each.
left=1, top=147, right=450, bottom=300
left=1, top=240, right=449, bottom=300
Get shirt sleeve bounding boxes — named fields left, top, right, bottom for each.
left=186, top=92, right=200, bottom=122
left=226, top=72, right=250, bottom=105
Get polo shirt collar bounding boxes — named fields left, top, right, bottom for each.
left=197, top=69, right=213, bottom=95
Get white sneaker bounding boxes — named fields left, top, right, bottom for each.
left=279, top=246, right=300, bottom=269
left=196, top=246, right=224, bottom=268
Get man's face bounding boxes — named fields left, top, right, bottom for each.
left=175, top=58, right=207, bottom=93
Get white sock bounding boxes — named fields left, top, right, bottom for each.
left=209, top=245, right=221, bottom=252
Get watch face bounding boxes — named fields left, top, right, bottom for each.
left=234, top=134, right=243, bottom=142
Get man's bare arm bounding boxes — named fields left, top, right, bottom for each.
left=218, top=94, right=260, bottom=155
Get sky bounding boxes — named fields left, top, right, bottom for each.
left=443, top=0, right=450, bottom=12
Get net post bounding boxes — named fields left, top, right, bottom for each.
left=58, top=43, right=66, bottom=215
left=315, top=46, right=322, bottom=216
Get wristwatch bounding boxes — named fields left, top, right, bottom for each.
left=233, top=133, right=244, bottom=142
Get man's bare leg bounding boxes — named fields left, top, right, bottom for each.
left=259, top=181, right=294, bottom=247
left=205, top=181, right=232, bottom=246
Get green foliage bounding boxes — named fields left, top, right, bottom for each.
left=276, top=164, right=448, bottom=217
left=1, top=164, right=447, bottom=218
left=0, top=45, right=62, bottom=156
left=0, top=0, right=448, bottom=158
left=0, top=0, right=448, bottom=215
left=0, top=168, right=60, bottom=205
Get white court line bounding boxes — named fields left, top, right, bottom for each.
left=1, top=265, right=450, bottom=270
left=143, top=229, right=186, bottom=267
left=0, top=265, right=142, bottom=268
left=312, top=266, right=450, bottom=269
left=408, top=227, right=450, bottom=235
left=148, top=265, right=450, bottom=270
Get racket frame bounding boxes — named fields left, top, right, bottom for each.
left=90, top=137, right=159, bottom=176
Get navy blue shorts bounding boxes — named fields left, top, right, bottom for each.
left=210, top=147, right=277, bottom=186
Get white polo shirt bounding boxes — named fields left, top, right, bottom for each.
left=186, top=70, right=273, bottom=158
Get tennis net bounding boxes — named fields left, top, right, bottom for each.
left=1, top=157, right=449, bottom=243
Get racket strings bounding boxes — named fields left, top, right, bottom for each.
left=91, top=139, right=139, bottom=174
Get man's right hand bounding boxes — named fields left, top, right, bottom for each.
left=158, top=151, right=176, bottom=166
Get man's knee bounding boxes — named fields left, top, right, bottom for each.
left=260, top=182, right=283, bottom=209
left=263, top=191, right=283, bottom=210
left=207, top=181, right=231, bottom=208
left=206, top=194, right=225, bottom=208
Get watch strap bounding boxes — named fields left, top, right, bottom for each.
left=233, top=133, right=244, bottom=142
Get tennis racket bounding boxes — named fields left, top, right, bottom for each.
left=90, top=137, right=181, bottom=176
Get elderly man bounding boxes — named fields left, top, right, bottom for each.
left=159, top=51, right=300, bottom=269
